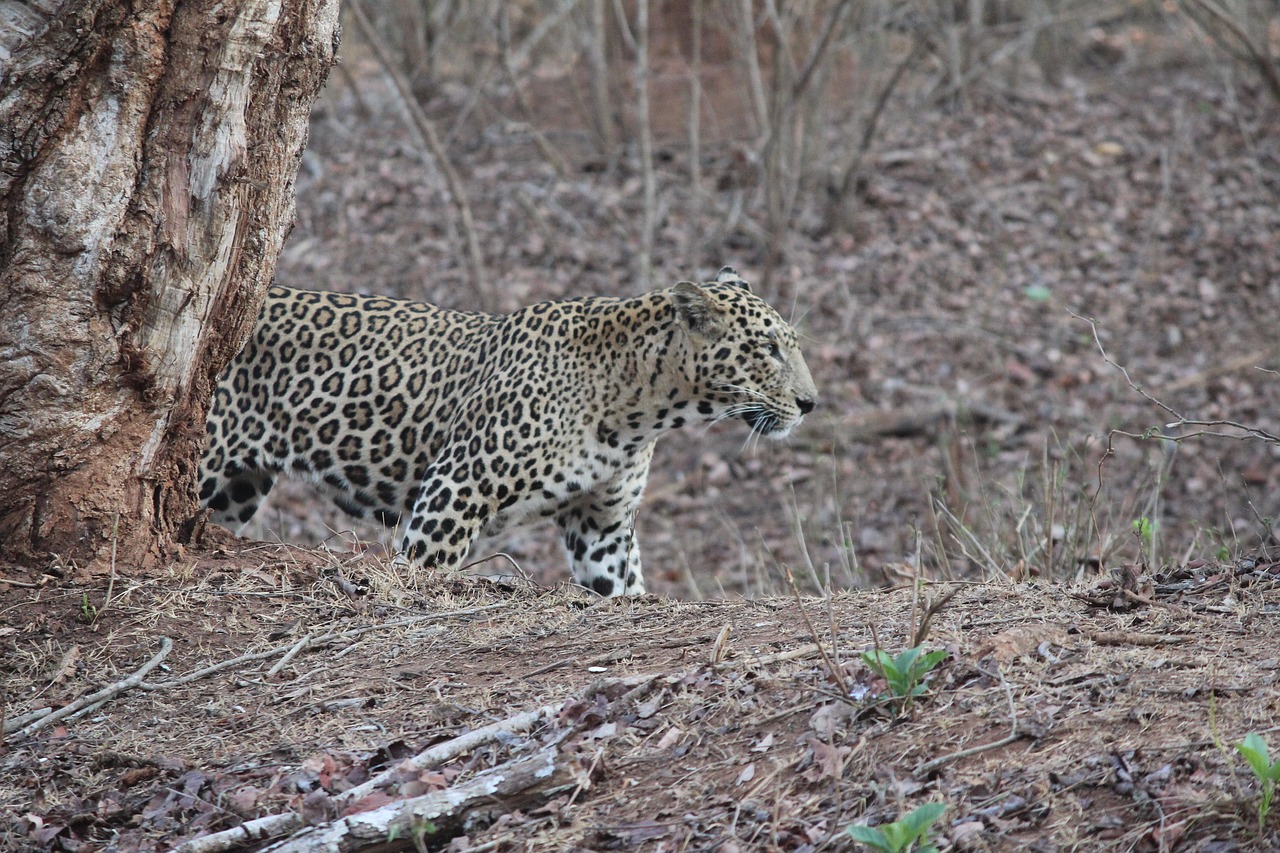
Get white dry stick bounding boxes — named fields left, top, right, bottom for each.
left=261, top=748, right=572, bottom=853
left=174, top=702, right=561, bottom=853
left=337, top=703, right=561, bottom=804
left=634, top=0, right=655, bottom=287
left=265, top=633, right=311, bottom=678
left=16, top=637, right=172, bottom=738
left=179, top=671, right=660, bottom=853
left=2, top=706, right=51, bottom=735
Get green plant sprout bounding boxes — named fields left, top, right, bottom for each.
left=861, top=646, right=948, bottom=714
left=80, top=593, right=98, bottom=623
left=1131, top=516, right=1156, bottom=547
left=1236, top=732, right=1280, bottom=831
left=387, top=817, right=437, bottom=853
left=847, top=802, right=946, bottom=852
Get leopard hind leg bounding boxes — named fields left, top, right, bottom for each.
left=200, top=463, right=277, bottom=533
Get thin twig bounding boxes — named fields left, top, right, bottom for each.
left=1121, top=589, right=1218, bottom=622
left=1179, top=0, right=1280, bottom=101
left=783, top=566, right=850, bottom=697
left=912, top=587, right=960, bottom=648
left=458, top=551, right=526, bottom=576
left=497, top=7, right=570, bottom=177
left=1076, top=312, right=1280, bottom=445
left=16, top=638, right=172, bottom=738
left=634, top=0, right=655, bottom=287
left=265, top=633, right=312, bottom=678
left=914, top=666, right=1019, bottom=777
left=138, top=605, right=508, bottom=691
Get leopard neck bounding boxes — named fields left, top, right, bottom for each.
left=580, top=290, right=700, bottom=449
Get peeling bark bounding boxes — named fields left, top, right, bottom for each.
left=0, top=0, right=339, bottom=573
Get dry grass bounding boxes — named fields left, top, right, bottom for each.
left=3, top=551, right=1280, bottom=849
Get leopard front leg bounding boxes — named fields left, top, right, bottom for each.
left=395, top=459, right=488, bottom=573
left=557, top=452, right=652, bottom=597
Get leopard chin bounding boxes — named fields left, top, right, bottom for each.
left=743, top=408, right=802, bottom=439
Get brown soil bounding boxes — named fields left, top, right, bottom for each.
left=3, top=555, right=1279, bottom=851
left=5, top=14, right=1280, bottom=853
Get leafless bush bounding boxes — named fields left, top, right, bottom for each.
left=344, top=1, right=1162, bottom=284
left=1176, top=0, right=1280, bottom=101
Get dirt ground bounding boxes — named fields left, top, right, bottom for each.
left=5, top=10, right=1280, bottom=853
left=3, top=552, right=1280, bottom=851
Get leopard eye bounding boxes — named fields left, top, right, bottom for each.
left=766, top=340, right=781, bottom=360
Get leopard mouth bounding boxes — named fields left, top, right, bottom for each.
left=742, top=409, right=781, bottom=435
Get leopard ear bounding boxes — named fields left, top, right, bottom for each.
left=671, top=282, right=727, bottom=339
left=714, top=266, right=751, bottom=292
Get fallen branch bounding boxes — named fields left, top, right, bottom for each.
left=337, top=703, right=561, bottom=805
left=261, top=747, right=575, bottom=853
left=1, top=706, right=50, bottom=736
left=15, top=638, right=172, bottom=738
left=176, top=700, right=563, bottom=853
left=1091, top=630, right=1188, bottom=647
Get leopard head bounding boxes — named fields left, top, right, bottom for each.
left=671, top=267, right=818, bottom=439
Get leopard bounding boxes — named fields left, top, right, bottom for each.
left=199, top=267, right=818, bottom=597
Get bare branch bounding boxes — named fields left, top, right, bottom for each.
left=1075, top=311, right=1280, bottom=445
left=13, top=638, right=172, bottom=738
left=346, top=0, right=489, bottom=305
left=634, top=0, right=655, bottom=286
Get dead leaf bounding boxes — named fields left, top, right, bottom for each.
left=226, top=785, right=262, bottom=816
left=118, top=766, right=160, bottom=788
left=751, top=733, right=774, bottom=753
left=808, top=702, right=854, bottom=738
left=976, top=624, right=1068, bottom=664
left=587, top=721, right=618, bottom=740
left=806, top=738, right=851, bottom=781
left=655, top=726, right=684, bottom=751
left=736, top=763, right=755, bottom=785
left=300, top=789, right=335, bottom=825
left=50, top=645, right=80, bottom=685
left=341, top=791, right=397, bottom=816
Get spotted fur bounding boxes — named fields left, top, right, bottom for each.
left=199, top=268, right=818, bottom=596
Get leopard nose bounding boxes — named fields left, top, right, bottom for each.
left=796, top=397, right=816, bottom=415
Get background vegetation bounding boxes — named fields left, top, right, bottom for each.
left=253, top=0, right=1280, bottom=599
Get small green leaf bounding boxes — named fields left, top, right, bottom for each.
left=917, top=650, right=949, bottom=672
left=1024, top=285, right=1052, bottom=302
left=900, top=801, right=947, bottom=835
left=847, top=825, right=893, bottom=851
left=1238, top=733, right=1273, bottom=780
left=879, top=822, right=913, bottom=849
left=895, top=646, right=921, bottom=669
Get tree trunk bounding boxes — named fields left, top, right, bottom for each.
left=0, top=0, right=339, bottom=575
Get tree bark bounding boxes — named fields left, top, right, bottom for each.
left=0, top=0, right=339, bottom=574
